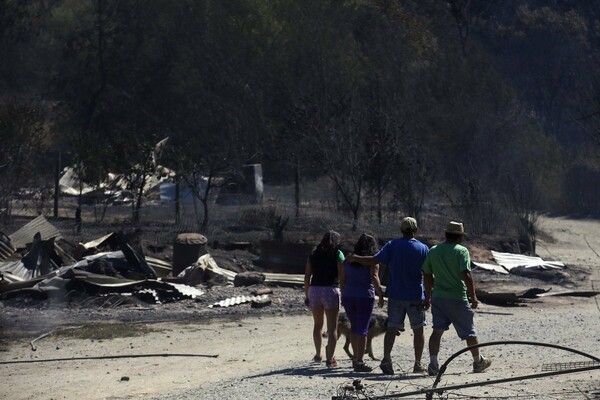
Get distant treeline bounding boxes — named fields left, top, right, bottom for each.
left=2, top=0, right=600, bottom=233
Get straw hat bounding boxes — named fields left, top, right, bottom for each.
left=445, top=221, right=465, bottom=235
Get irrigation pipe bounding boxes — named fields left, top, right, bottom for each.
left=0, top=352, right=219, bottom=365
left=371, top=364, right=600, bottom=399
left=370, top=341, right=600, bottom=399
left=30, top=326, right=84, bottom=351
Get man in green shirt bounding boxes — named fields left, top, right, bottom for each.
left=422, top=221, right=491, bottom=375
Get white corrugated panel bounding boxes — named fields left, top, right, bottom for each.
left=472, top=262, right=510, bottom=274
left=209, top=294, right=268, bottom=308
left=491, top=251, right=564, bottom=271
left=9, top=215, right=62, bottom=249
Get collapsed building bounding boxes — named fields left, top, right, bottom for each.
left=0, top=216, right=303, bottom=308
left=1, top=215, right=596, bottom=309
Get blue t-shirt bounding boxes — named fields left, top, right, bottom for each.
left=342, top=261, right=375, bottom=298
left=374, top=238, right=429, bottom=301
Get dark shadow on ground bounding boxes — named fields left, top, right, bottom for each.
left=244, top=360, right=447, bottom=382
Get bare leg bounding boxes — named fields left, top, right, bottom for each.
left=311, top=309, right=325, bottom=359
left=324, top=308, right=339, bottom=360
left=429, top=328, right=445, bottom=364
left=352, top=333, right=367, bottom=362
left=350, top=333, right=358, bottom=360
left=412, top=326, right=425, bottom=365
left=466, top=336, right=480, bottom=361
left=383, top=327, right=398, bottom=362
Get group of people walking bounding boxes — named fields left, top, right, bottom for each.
left=304, top=218, right=492, bottom=375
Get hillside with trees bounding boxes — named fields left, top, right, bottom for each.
left=2, top=0, right=600, bottom=249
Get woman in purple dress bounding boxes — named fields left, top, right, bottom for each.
left=340, top=233, right=382, bottom=372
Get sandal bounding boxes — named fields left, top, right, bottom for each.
left=312, top=355, right=322, bottom=363
left=326, top=357, right=337, bottom=368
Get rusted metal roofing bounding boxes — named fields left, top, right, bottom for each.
left=9, top=215, right=62, bottom=249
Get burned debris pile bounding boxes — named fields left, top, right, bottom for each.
left=0, top=217, right=252, bottom=306
left=1, top=216, right=597, bottom=311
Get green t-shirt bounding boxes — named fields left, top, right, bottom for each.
left=422, top=242, right=470, bottom=300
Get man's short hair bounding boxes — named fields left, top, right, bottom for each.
left=400, top=217, right=418, bottom=233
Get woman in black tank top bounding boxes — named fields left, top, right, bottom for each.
left=304, top=230, right=344, bottom=367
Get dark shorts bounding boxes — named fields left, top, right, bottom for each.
left=387, top=298, right=427, bottom=330
left=431, top=297, right=477, bottom=340
left=342, top=296, right=375, bottom=336
left=308, top=286, right=341, bottom=310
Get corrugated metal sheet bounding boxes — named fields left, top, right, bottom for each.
left=0, top=236, right=62, bottom=280
left=9, top=215, right=62, bottom=249
left=263, top=272, right=304, bottom=285
left=197, top=254, right=304, bottom=286
left=166, top=282, right=204, bottom=298
left=146, top=255, right=172, bottom=278
left=491, top=251, right=565, bottom=271
left=0, top=240, right=15, bottom=261
left=0, top=260, right=30, bottom=280
left=473, top=261, right=510, bottom=275
left=208, top=294, right=268, bottom=308
left=81, top=232, right=115, bottom=249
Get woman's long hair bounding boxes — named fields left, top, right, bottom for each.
left=312, top=230, right=341, bottom=259
left=352, top=233, right=378, bottom=263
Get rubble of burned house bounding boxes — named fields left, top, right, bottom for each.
left=0, top=216, right=303, bottom=309
left=1, top=216, right=597, bottom=310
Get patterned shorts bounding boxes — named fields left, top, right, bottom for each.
left=308, top=286, right=341, bottom=310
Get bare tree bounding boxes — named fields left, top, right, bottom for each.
left=0, top=101, right=49, bottom=221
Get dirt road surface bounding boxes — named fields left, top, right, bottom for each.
left=1, top=214, right=599, bottom=400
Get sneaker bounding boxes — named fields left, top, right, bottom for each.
left=473, top=356, right=491, bottom=373
left=413, top=363, right=426, bottom=373
left=427, top=363, right=439, bottom=376
left=379, top=360, right=394, bottom=375
left=326, top=357, right=338, bottom=368
left=354, top=361, right=373, bottom=373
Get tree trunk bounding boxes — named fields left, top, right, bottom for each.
left=175, top=177, right=181, bottom=224
left=133, top=175, right=146, bottom=225
left=377, top=185, right=382, bottom=224
left=53, top=151, right=61, bottom=219
left=201, top=198, right=209, bottom=233
left=294, top=158, right=300, bottom=219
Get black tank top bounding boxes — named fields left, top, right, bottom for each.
left=309, top=251, right=340, bottom=286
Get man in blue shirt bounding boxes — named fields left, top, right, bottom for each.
left=347, top=217, right=429, bottom=375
